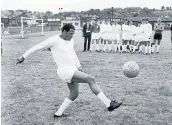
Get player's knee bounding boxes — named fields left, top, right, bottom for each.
left=86, top=75, right=96, bottom=84
left=70, top=91, right=79, bottom=100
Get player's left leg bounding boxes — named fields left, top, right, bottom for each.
left=144, top=41, right=148, bottom=55
left=148, top=41, right=152, bottom=55
left=138, top=41, right=143, bottom=53
left=114, top=40, right=118, bottom=53
left=100, top=38, right=104, bottom=52
left=103, top=40, right=107, bottom=52
left=132, top=41, right=138, bottom=53
left=122, top=40, right=125, bottom=53
left=1, top=40, right=2, bottom=54
left=171, top=32, right=172, bottom=50
left=117, top=44, right=121, bottom=53
left=156, top=39, right=161, bottom=53
left=108, top=40, right=112, bottom=52
left=128, top=40, right=131, bottom=52
left=151, top=39, right=156, bottom=54
left=156, top=33, right=162, bottom=53
left=126, top=40, right=131, bottom=53
left=131, top=40, right=135, bottom=52
left=90, top=39, right=95, bottom=52
left=117, top=42, right=121, bottom=53
left=96, top=39, right=100, bottom=52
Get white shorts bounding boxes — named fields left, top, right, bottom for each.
left=134, top=35, right=144, bottom=42
left=101, top=33, right=109, bottom=40
left=57, top=66, right=78, bottom=83
left=122, top=35, right=133, bottom=40
left=143, top=34, right=152, bottom=41
left=92, top=33, right=100, bottom=39
left=115, top=35, right=120, bottom=41
left=107, top=33, right=117, bottom=41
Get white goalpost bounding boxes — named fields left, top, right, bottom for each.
left=21, top=17, right=44, bottom=38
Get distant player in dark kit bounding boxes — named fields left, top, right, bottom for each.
left=16, top=24, right=122, bottom=118
left=152, top=18, right=164, bottom=53
left=82, top=19, right=92, bottom=52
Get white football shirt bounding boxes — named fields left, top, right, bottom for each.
left=23, top=35, right=81, bottom=68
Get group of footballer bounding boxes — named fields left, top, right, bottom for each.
left=88, top=18, right=164, bottom=55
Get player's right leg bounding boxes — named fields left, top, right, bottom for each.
left=128, top=40, right=132, bottom=52
left=72, top=70, right=122, bottom=111
left=90, top=39, right=96, bottom=52
left=122, top=40, right=127, bottom=53
left=117, top=37, right=121, bottom=53
left=103, top=40, right=107, bottom=52
left=148, top=41, right=152, bottom=55
left=132, top=41, right=138, bottom=53
left=126, top=40, right=130, bottom=53
left=100, top=38, right=104, bottom=52
left=122, top=40, right=125, bottom=53
left=96, top=39, right=100, bottom=52
left=54, top=82, right=79, bottom=117
left=107, top=40, right=112, bottom=53
left=171, top=32, right=172, bottom=50
left=138, top=41, right=143, bottom=53
left=171, top=33, right=172, bottom=50
left=114, top=40, right=118, bottom=53
left=144, top=41, right=148, bottom=55
left=156, top=39, right=161, bottom=53
left=152, top=39, right=156, bottom=54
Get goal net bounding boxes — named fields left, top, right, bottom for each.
left=21, top=17, right=44, bottom=38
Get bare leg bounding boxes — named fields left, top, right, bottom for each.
left=156, top=39, right=161, bottom=53
left=72, top=70, right=101, bottom=95
left=71, top=70, right=122, bottom=110
left=54, top=82, right=79, bottom=116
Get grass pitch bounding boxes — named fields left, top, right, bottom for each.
left=1, top=31, right=172, bottom=125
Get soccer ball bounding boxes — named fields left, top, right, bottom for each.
left=123, top=61, right=139, bottom=78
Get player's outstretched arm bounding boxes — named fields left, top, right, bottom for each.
left=16, top=39, right=53, bottom=64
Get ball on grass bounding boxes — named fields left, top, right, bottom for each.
left=123, top=61, right=139, bottom=78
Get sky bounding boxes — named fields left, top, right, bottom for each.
left=1, top=0, right=172, bottom=14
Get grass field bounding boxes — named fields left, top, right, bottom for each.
left=1, top=31, right=172, bottom=125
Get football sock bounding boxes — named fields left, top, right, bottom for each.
left=55, top=98, right=73, bottom=116
left=114, top=44, right=117, bottom=52
left=97, top=92, right=111, bottom=107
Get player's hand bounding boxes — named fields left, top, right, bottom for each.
left=78, top=67, right=84, bottom=72
left=16, top=56, right=25, bottom=64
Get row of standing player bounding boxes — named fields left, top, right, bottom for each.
left=88, top=18, right=163, bottom=54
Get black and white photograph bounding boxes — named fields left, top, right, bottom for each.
left=1, top=0, right=172, bottom=124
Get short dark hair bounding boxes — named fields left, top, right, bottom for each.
left=61, top=24, right=75, bottom=32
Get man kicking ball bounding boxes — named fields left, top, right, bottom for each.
left=16, top=24, right=122, bottom=118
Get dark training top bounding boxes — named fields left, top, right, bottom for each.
left=92, top=24, right=100, bottom=33
left=154, top=24, right=163, bottom=33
